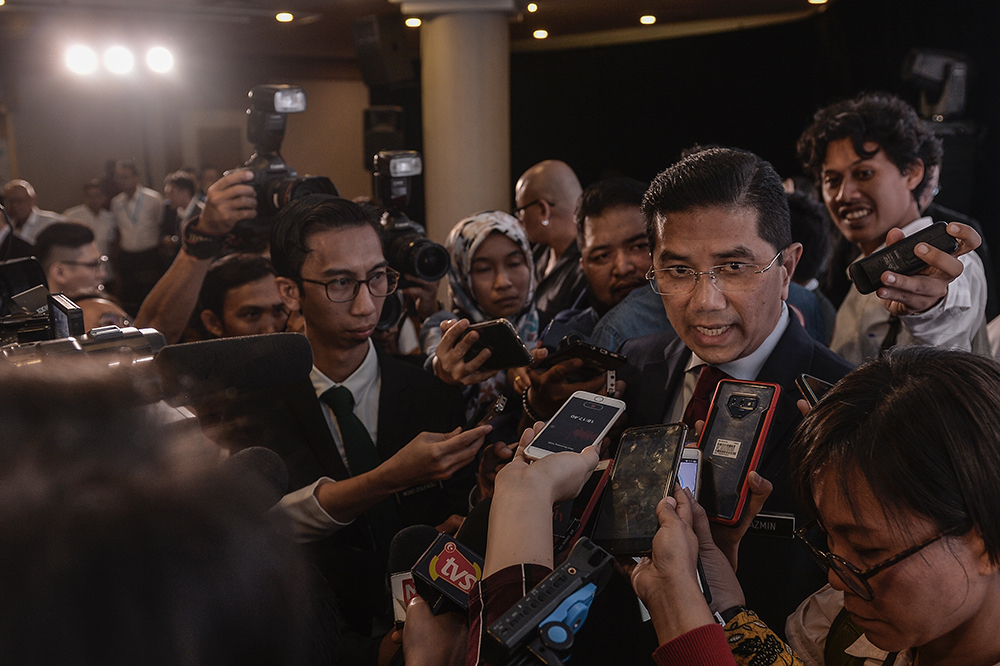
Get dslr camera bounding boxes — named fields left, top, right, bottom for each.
left=227, top=85, right=339, bottom=243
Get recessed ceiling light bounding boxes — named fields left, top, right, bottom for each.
left=807, top=0, right=828, bottom=4
left=146, top=47, right=173, bottom=73
left=405, top=17, right=422, bottom=27
left=532, top=29, right=548, bottom=39
left=275, top=12, right=294, bottom=22
left=527, top=3, right=537, bottom=11
left=640, top=15, right=656, bottom=25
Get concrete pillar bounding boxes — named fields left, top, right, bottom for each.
left=394, top=0, right=514, bottom=243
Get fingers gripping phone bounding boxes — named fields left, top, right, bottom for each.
left=591, top=423, right=687, bottom=555
left=697, top=380, right=779, bottom=526
left=523, top=391, right=625, bottom=460
left=847, top=222, right=959, bottom=294
left=462, top=319, right=534, bottom=371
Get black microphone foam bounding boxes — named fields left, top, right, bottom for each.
left=455, top=497, right=491, bottom=557
left=389, top=524, right=440, bottom=574
left=156, top=332, right=313, bottom=406
left=221, top=446, right=289, bottom=511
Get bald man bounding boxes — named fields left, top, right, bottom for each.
left=514, top=160, right=587, bottom=321
left=2, top=180, right=66, bottom=244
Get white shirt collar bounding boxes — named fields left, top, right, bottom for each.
left=685, top=302, right=790, bottom=380
left=310, top=338, right=379, bottom=399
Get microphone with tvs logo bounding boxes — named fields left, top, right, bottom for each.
left=388, top=525, right=437, bottom=628
left=411, top=529, right=485, bottom=616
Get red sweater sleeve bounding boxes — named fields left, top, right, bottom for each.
left=466, top=563, right=553, bottom=666
left=652, top=623, right=737, bottom=666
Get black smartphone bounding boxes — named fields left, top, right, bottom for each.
left=591, top=423, right=687, bottom=555
left=535, top=340, right=627, bottom=382
left=848, top=222, right=958, bottom=294
left=795, top=374, right=834, bottom=407
left=462, top=394, right=508, bottom=431
left=462, top=319, right=533, bottom=371
left=697, top=380, right=779, bottom=526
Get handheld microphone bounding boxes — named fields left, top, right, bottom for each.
left=388, top=525, right=438, bottom=627
left=221, top=446, right=289, bottom=512
left=411, top=530, right=485, bottom=616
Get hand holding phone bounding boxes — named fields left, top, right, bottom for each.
left=848, top=222, right=959, bottom=295
left=523, top=391, right=625, bottom=460
left=431, top=319, right=504, bottom=386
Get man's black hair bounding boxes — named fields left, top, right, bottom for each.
left=641, top=147, right=792, bottom=254
left=198, top=253, right=277, bottom=317
left=34, top=222, right=95, bottom=265
left=269, top=194, right=378, bottom=280
left=797, top=92, right=943, bottom=201
left=574, top=177, right=648, bottom=249
left=165, top=171, right=196, bottom=197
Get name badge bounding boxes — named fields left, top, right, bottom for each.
left=396, top=481, right=444, bottom=502
left=745, top=512, right=796, bottom=539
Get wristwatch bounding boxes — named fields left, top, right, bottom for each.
left=714, top=605, right=748, bottom=626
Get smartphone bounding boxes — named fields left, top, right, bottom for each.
left=795, top=373, right=834, bottom=407
left=552, top=459, right=612, bottom=554
left=462, top=394, right=509, bottom=431
left=591, top=423, right=687, bottom=555
left=536, top=339, right=627, bottom=382
left=697, top=380, right=779, bottom=526
left=523, top=391, right=626, bottom=460
left=848, top=222, right=958, bottom=294
left=462, top=319, right=534, bottom=371
left=677, top=447, right=702, bottom=500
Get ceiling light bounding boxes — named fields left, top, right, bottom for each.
left=405, top=17, right=422, bottom=27
left=640, top=15, right=656, bottom=25
left=807, top=0, right=828, bottom=4
left=66, top=45, right=98, bottom=75
left=104, top=46, right=134, bottom=75
left=146, top=47, right=173, bottom=73
left=275, top=12, right=294, bottom=22
left=526, top=3, right=537, bottom=11
left=532, top=29, right=548, bottom=39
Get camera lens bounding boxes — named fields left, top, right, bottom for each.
left=388, top=234, right=449, bottom=282
left=377, top=292, right=405, bottom=331
left=258, top=176, right=339, bottom=216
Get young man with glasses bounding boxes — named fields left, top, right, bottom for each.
left=618, top=147, right=853, bottom=635
left=34, top=221, right=108, bottom=298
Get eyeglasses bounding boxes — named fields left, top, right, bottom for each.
left=794, top=519, right=963, bottom=601
left=646, top=251, right=782, bottom=296
left=513, top=199, right=550, bottom=219
left=60, top=255, right=109, bottom=271
left=299, top=268, right=399, bottom=303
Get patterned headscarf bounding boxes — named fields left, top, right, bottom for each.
left=445, top=211, right=540, bottom=405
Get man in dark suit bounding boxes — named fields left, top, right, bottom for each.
left=619, top=148, right=852, bottom=635
left=221, top=194, right=487, bottom=663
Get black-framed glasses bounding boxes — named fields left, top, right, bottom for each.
left=299, top=267, right=399, bottom=303
left=646, top=251, right=782, bottom=296
left=793, top=519, right=963, bottom=601
left=61, top=255, right=109, bottom=270
left=512, top=199, right=550, bottom=219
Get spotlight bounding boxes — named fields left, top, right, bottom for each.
left=532, top=29, right=548, bottom=39
left=104, top=46, right=134, bottom=75
left=146, top=47, right=173, bottom=73
left=405, top=17, right=422, bottom=27
left=275, top=12, right=294, bottom=22
left=527, top=3, right=537, bottom=11
left=66, top=45, right=98, bottom=75
left=640, top=15, right=656, bottom=25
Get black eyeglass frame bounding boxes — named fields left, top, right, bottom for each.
left=59, top=255, right=110, bottom=270
left=793, top=518, right=963, bottom=601
left=512, top=198, right=552, bottom=218
left=299, top=267, right=400, bottom=303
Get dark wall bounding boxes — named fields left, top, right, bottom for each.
left=510, top=0, right=1000, bottom=275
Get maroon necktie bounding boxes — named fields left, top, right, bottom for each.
left=682, top=364, right=731, bottom=429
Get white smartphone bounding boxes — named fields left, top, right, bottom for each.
left=523, top=391, right=626, bottom=460
left=677, top=447, right=702, bottom=500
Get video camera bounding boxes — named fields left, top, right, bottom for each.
left=227, top=84, right=340, bottom=245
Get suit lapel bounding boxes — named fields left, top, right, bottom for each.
left=636, top=336, right=690, bottom=425
left=755, top=319, right=814, bottom=468
left=285, top=379, right=350, bottom=481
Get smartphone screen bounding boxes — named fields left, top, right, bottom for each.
left=525, top=392, right=624, bottom=458
left=677, top=455, right=701, bottom=498
left=592, top=424, right=686, bottom=555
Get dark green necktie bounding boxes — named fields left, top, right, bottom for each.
left=320, top=386, right=399, bottom=549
